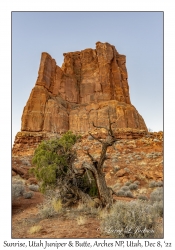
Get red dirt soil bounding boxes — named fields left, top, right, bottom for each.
left=12, top=192, right=110, bottom=239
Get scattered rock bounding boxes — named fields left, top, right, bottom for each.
left=116, top=169, right=127, bottom=177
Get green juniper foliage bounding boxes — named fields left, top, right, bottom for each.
left=31, top=131, right=97, bottom=198
left=30, top=131, right=80, bottom=193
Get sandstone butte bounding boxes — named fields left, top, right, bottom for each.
left=13, top=41, right=148, bottom=156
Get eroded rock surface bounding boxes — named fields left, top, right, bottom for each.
left=20, top=41, right=147, bottom=135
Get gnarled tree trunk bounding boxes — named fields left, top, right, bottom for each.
left=82, top=112, right=121, bottom=208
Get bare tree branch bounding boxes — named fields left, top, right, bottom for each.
left=91, top=109, right=122, bottom=139
left=83, top=149, right=94, bottom=161
left=82, top=162, right=97, bottom=175
left=88, top=132, right=103, bottom=144
left=108, top=187, right=118, bottom=196
left=108, top=109, right=115, bottom=136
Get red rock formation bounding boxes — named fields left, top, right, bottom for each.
left=20, top=41, right=147, bottom=135
left=12, top=43, right=163, bottom=195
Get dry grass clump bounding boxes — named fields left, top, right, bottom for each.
left=98, top=209, right=105, bottom=219
left=77, top=216, right=87, bottom=225
left=76, top=201, right=99, bottom=216
left=38, top=203, right=55, bottom=219
left=38, top=197, right=63, bottom=219
left=52, top=198, right=62, bottom=212
left=28, top=225, right=42, bottom=234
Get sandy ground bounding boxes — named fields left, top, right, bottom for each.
left=12, top=192, right=110, bottom=239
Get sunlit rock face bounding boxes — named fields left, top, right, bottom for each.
left=20, top=41, right=147, bottom=135
left=13, top=43, right=163, bottom=193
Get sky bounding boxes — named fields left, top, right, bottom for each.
left=12, top=12, right=163, bottom=143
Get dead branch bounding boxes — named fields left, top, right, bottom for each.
left=88, top=132, right=103, bottom=143
left=91, top=109, right=122, bottom=140
left=82, top=162, right=98, bottom=175
left=108, top=187, right=118, bottom=196
left=83, top=149, right=98, bottom=169
left=83, top=149, right=95, bottom=162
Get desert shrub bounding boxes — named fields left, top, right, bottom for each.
left=113, top=165, right=120, bottom=172
left=38, top=202, right=55, bottom=219
left=138, top=195, right=148, bottom=201
left=129, top=183, right=138, bottom=190
left=150, top=187, right=163, bottom=203
left=152, top=201, right=163, bottom=217
left=98, top=209, right=108, bottom=219
left=149, top=181, right=157, bottom=188
left=21, top=159, right=30, bottom=166
left=116, top=186, right=134, bottom=198
left=121, top=186, right=130, bottom=192
left=135, top=155, right=142, bottom=160
left=38, top=196, right=64, bottom=219
left=116, top=190, right=126, bottom=197
left=13, top=180, right=23, bottom=185
left=101, top=200, right=159, bottom=238
left=148, top=180, right=163, bottom=188
left=156, top=181, right=163, bottom=187
left=125, top=190, right=134, bottom=198
left=12, top=183, right=25, bottom=200
left=149, top=187, right=163, bottom=218
left=29, top=184, right=39, bottom=192
left=146, top=153, right=153, bottom=159
left=23, top=192, right=33, bottom=199
left=125, top=181, right=131, bottom=186
left=124, top=167, right=130, bottom=173
left=44, top=189, right=60, bottom=201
